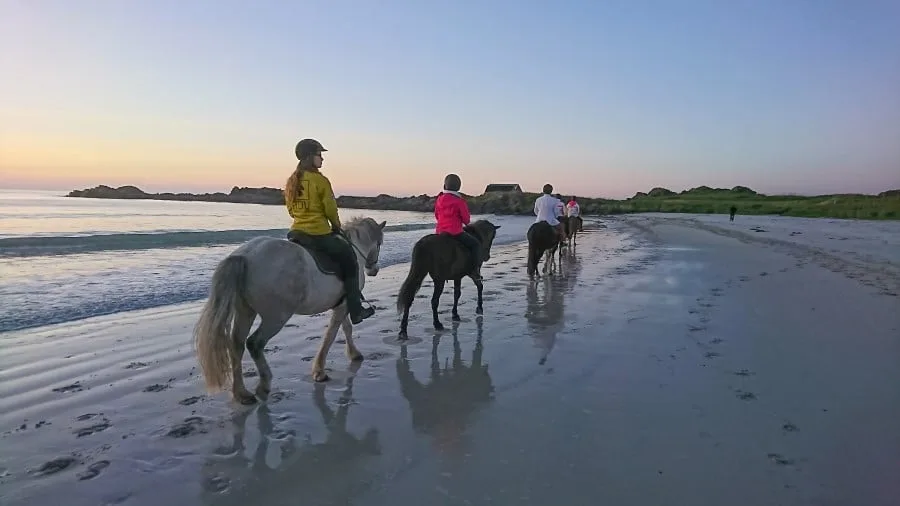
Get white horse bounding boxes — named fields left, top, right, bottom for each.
left=193, top=217, right=386, bottom=404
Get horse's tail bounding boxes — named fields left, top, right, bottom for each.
left=193, top=255, right=248, bottom=392
left=527, top=241, right=540, bottom=276
left=397, top=240, right=429, bottom=315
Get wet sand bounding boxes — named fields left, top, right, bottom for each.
left=1, top=216, right=898, bottom=505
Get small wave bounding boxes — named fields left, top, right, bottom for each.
left=0, top=223, right=435, bottom=258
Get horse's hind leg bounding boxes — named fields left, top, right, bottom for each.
left=246, top=313, right=291, bottom=400
left=431, top=279, right=446, bottom=330
left=451, top=279, right=462, bottom=321
left=341, top=315, right=363, bottom=362
left=312, top=306, right=348, bottom=382
left=230, top=307, right=257, bottom=405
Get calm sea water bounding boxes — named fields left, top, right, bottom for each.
left=0, top=189, right=536, bottom=333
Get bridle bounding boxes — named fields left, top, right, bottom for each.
left=338, top=230, right=380, bottom=270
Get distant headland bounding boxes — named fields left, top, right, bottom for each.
left=66, top=184, right=900, bottom=220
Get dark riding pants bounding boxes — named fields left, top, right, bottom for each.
left=448, top=231, right=482, bottom=273
left=287, top=230, right=365, bottom=319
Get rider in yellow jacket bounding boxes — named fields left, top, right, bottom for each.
left=284, top=139, right=375, bottom=324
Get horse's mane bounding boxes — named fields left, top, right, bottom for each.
left=343, top=216, right=383, bottom=245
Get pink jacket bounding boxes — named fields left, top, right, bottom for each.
left=434, top=191, right=471, bottom=235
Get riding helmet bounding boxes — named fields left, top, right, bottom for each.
left=443, top=173, right=462, bottom=192
left=295, top=138, right=327, bottom=160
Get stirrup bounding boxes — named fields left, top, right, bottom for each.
left=350, top=306, right=375, bottom=324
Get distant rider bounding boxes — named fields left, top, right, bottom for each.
left=434, top=174, right=483, bottom=281
left=567, top=196, right=583, bottom=231
left=283, top=138, right=374, bottom=324
left=534, top=184, right=567, bottom=243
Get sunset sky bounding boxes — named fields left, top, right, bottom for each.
left=2, top=1, right=898, bottom=198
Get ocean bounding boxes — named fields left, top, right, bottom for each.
left=0, top=189, right=537, bottom=333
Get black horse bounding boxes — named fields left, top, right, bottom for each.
left=397, top=220, right=501, bottom=338
left=527, top=218, right=567, bottom=277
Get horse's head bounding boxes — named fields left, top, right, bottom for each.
left=466, top=220, right=501, bottom=262
left=343, top=217, right=387, bottom=276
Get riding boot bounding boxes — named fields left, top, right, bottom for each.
left=344, top=273, right=374, bottom=324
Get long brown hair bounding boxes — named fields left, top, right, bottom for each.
left=284, top=158, right=316, bottom=206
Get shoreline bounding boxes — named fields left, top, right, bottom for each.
left=1, top=216, right=898, bottom=505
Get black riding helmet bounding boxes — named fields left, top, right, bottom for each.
left=295, top=138, right=327, bottom=160
left=443, top=173, right=462, bottom=192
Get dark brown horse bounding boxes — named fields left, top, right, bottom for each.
left=527, top=219, right=566, bottom=277
left=397, top=220, right=500, bottom=338
left=565, top=215, right=582, bottom=247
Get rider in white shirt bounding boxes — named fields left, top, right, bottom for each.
left=534, top=184, right=567, bottom=243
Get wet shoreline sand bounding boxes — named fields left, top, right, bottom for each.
left=1, top=216, right=898, bottom=505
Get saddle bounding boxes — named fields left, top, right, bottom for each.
left=286, top=233, right=344, bottom=278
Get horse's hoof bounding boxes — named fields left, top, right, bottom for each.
left=313, top=371, right=330, bottom=382
left=254, top=385, right=270, bottom=401
left=349, top=352, right=364, bottom=362
left=451, top=314, right=461, bottom=322
left=433, top=322, right=445, bottom=331
left=475, top=307, right=484, bottom=315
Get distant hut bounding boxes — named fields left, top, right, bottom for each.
left=484, top=183, right=522, bottom=193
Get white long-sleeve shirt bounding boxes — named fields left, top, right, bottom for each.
left=534, top=194, right=561, bottom=226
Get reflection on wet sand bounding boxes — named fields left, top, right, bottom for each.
left=526, top=249, right=582, bottom=364
left=396, top=318, right=494, bottom=462
left=200, top=361, right=380, bottom=506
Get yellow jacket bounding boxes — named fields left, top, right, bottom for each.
left=286, top=170, right=341, bottom=236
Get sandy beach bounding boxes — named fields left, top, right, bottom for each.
left=2, top=216, right=898, bottom=506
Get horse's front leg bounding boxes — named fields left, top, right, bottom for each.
left=341, top=316, right=363, bottom=362
left=312, top=306, right=346, bottom=382
left=431, top=279, right=446, bottom=330
left=452, top=278, right=462, bottom=321
left=474, top=277, right=484, bottom=315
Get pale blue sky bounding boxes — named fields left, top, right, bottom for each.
left=2, top=0, right=898, bottom=197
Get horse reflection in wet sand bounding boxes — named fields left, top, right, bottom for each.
left=396, top=318, right=494, bottom=459
left=526, top=249, right=581, bottom=364
left=200, top=362, right=380, bottom=506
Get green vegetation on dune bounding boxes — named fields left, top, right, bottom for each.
left=67, top=184, right=900, bottom=220
left=464, top=186, right=900, bottom=220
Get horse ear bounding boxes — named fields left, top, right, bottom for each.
left=379, top=220, right=387, bottom=229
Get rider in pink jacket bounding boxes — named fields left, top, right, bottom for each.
left=434, top=174, right=483, bottom=280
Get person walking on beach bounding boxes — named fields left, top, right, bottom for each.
left=534, top=184, right=567, bottom=243
left=283, top=138, right=375, bottom=324
left=566, top=196, right=583, bottom=231
left=730, top=205, right=737, bottom=222
left=434, top=173, right=483, bottom=281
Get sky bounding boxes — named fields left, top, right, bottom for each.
left=1, top=0, right=898, bottom=199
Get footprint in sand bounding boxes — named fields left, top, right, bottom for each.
left=735, top=390, right=757, bottom=401
left=29, top=456, right=79, bottom=477
left=782, top=422, right=799, bottom=432
left=52, top=382, right=84, bottom=394
left=243, top=369, right=258, bottom=378
left=766, top=453, right=795, bottom=466
left=178, top=396, right=205, bottom=406
left=365, top=351, right=392, bottom=361
left=704, top=351, right=721, bottom=359
left=166, top=417, right=208, bottom=438
left=733, top=369, right=755, bottom=376
left=143, top=384, right=170, bottom=393
left=709, top=337, right=724, bottom=344
left=124, top=362, right=148, bottom=370
left=300, top=355, right=314, bottom=362
left=77, top=460, right=110, bottom=481
left=73, top=419, right=111, bottom=438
